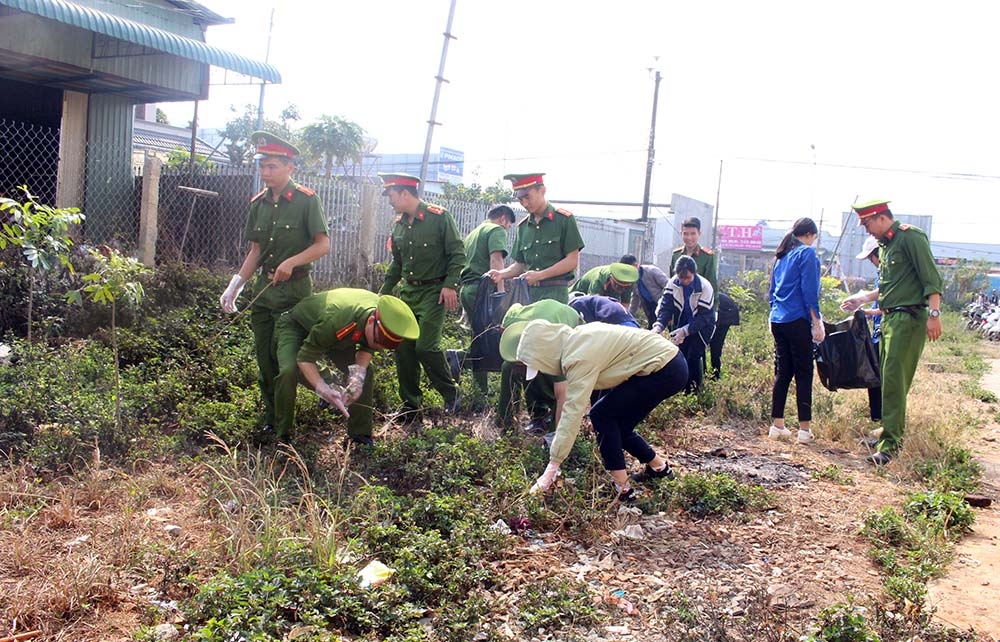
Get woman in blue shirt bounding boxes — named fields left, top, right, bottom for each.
left=768, top=218, right=825, bottom=443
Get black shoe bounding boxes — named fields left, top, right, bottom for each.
left=446, top=349, right=462, bottom=384
left=858, top=437, right=879, bottom=449
left=630, top=463, right=675, bottom=483
left=617, top=487, right=637, bottom=504
left=346, top=434, right=374, bottom=447
left=524, top=415, right=551, bottom=434
left=867, top=451, right=892, bottom=467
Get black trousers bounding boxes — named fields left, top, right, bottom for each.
left=770, top=318, right=814, bottom=422
left=709, top=323, right=732, bottom=380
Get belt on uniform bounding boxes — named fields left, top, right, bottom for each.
left=885, top=304, right=926, bottom=318
left=262, top=267, right=309, bottom=281
left=532, top=278, right=571, bottom=288
left=405, top=275, right=446, bottom=286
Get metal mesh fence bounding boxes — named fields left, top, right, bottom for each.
left=0, top=117, right=654, bottom=287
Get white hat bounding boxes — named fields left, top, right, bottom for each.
left=856, top=236, right=879, bottom=260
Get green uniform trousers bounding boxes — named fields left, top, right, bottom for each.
left=459, top=281, right=490, bottom=396
left=496, top=363, right=557, bottom=427
left=878, top=309, right=927, bottom=454
left=249, top=275, right=313, bottom=426
left=397, top=285, right=459, bottom=411
left=273, top=315, right=375, bottom=440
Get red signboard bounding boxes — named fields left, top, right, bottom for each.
left=718, top=225, right=763, bottom=250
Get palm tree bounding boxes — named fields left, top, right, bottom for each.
left=299, top=115, right=366, bottom=178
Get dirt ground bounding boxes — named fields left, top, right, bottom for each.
left=4, top=361, right=1000, bottom=640
left=925, top=359, right=1000, bottom=639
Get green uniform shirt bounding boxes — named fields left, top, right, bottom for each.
left=512, top=203, right=585, bottom=280
left=288, top=289, right=380, bottom=363
left=381, top=201, right=466, bottom=292
left=461, top=220, right=509, bottom=284
left=877, top=220, right=943, bottom=309
left=244, top=179, right=329, bottom=275
left=571, top=265, right=633, bottom=305
left=503, top=299, right=582, bottom=328
left=670, top=245, right=718, bottom=292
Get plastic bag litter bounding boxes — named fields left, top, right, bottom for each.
left=357, top=560, right=395, bottom=588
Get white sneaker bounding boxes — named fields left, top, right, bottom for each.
left=768, top=425, right=792, bottom=439
left=797, top=429, right=815, bottom=444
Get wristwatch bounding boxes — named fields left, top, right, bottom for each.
left=928, top=309, right=941, bottom=318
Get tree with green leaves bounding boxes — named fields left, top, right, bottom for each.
left=68, top=247, right=150, bottom=431
left=298, top=115, right=366, bottom=179
left=221, top=103, right=301, bottom=166
left=440, top=180, right=514, bottom=205
left=155, top=107, right=169, bottom=124
left=0, top=186, right=84, bottom=342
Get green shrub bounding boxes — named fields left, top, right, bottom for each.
left=649, top=472, right=772, bottom=518
left=861, top=508, right=913, bottom=549
left=517, top=576, right=598, bottom=632
left=804, top=600, right=880, bottom=642
left=913, top=446, right=982, bottom=494
left=902, top=490, right=975, bottom=539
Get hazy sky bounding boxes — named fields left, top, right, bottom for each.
left=162, top=0, right=1000, bottom=243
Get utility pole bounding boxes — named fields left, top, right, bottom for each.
left=640, top=67, right=662, bottom=222
left=254, top=8, right=275, bottom=191
left=418, top=0, right=458, bottom=199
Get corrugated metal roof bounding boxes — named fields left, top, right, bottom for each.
left=0, top=0, right=280, bottom=83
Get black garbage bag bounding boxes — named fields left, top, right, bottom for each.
left=814, top=309, right=881, bottom=391
left=490, top=276, right=532, bottom=325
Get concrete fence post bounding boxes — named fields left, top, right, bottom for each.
left=138, top=153, right=162, bottom=267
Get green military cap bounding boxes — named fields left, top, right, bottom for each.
left=609, top=262, right=639, bottom=285
left=375, top=295, right=419, bottom=346
left=379, top=173, right=421, bottom=195
left=504, top=172, right=545, bottom=197
left=499, top=320, right=530, bottom=363
left=251, top=130, right=300, bottom=160
left=853, top=199, right=891, bottom=220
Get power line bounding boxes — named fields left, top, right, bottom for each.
left=734, top=156, right=1000, bottom=183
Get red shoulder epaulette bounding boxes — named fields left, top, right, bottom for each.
left=899, top=223, right=911, bottom=231
left=701, top=247, right=715, bottom=255
left=335, top=322, right=358, bottom=341
left=250, top=188, right=267, bottom=203
left=425, top=203, right=445, bottom=215
left=556, top=207, right=573, bottom=217
left=672, top=246, right=685, bottom=253
left=295, top=184, right=316, bottom=197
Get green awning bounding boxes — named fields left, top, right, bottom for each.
left=0, top=0, right=280, bottom=83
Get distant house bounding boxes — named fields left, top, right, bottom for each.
left=0, top=0, right=278, bottom=240
left=132, top=105, right=229, bottom=171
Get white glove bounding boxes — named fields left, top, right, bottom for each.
left=344, top=364, right=367, bottom=406
left=811, top=319, right=826, bottom=344
left=650, top=322, right=663, bottom=334
left=670, top=327, right=688, bottom=345
left=840, top=294, right=865, bottom=312
left=316, top=381, right=350, bottom=418
left=220, top=274, right=245, bottom=314
left=529, top=462, right=562, bottom=494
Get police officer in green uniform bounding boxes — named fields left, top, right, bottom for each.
left=378, top=173, right=465, bottom=421
left=841, top=200, right=943, bottom=466
left=487, top=173, right=585, bottom=304
left=570, top=262, right=640, bottom=304
left=447, top=204, right=516, bottom=400
left=220, top=132, right=330, bottom=435
left=497, top=300, right=582, bottom=430
left=670, top=217, right=719, bottom=305
left=486, top=173, right=585, bottom=430
left=272, top=289, right=419, bottom=444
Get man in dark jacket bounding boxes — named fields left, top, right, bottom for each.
left=709, top=292, right=741, bottom=380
